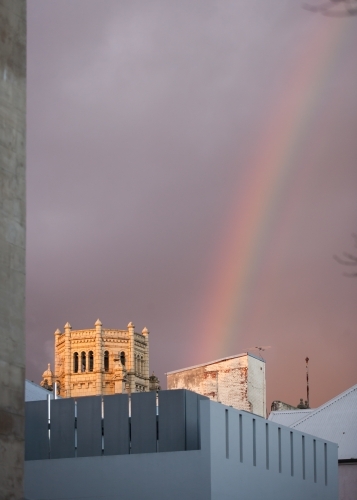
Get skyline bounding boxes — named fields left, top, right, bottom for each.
left=26, top=0, right=357, bottom=409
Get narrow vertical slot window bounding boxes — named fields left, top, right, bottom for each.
left=101, top=398, right=104, bottom=455
left=290, top=432, right=294, bottom=476
left=74, top=400, right=78, bottom=458
left=302, top=435, right=306, bottom=480
left=252, top=419, right=256, bottom=466
left=313, top=439, right=317, bottom=483
left=324, top=443, right=328, bottom=486
left=225, top=409, right=229, bottom=459
left=278, top=427, right=282, bottom=473
left=265, top=423, right=269, bottom=470
left=239, top=414, right=243, bottom=463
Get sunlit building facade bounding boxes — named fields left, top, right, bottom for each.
left=41, top=320, right=150, bottom=397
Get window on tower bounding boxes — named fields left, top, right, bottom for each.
left=120, top=351, right=125, bottom=366
left=73, top=352, right=78, bottom=373
left=104, top=351, right=109, bottom=372
left=89, top=351, right=94, bottom=372
left=81, top=351, right=86, bottom=372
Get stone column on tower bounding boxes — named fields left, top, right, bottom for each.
left=128, top=322, right=135, bottom=393
left=64, top=322, right=72, bottom=397
left=95, top=319, right=103, bottom=395
left=142, top=327, right=149, bottom=391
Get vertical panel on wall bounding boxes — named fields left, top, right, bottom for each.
left=50, top=398, right=75, bottom=459
left=158, top=390, right=186, bottom=452
left=185, top=391, right=199, bottom=451
left=103, top=394, right=129, bottom=455
left=131, top=392, right=157, bottom=454
left=25, top=401, right=49, bottom=461
left=185, top=391, right=208, bottom=451
left=76, top=396, right=102, bottom=457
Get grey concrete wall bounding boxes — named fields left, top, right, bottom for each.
left=0, top=1, right=26, bottom=499
left=204, top=400, right=338, bottom=500
left=24, top=398, right=338, bottom=500
left=339, top=463, right=357, bottom=500
left=25, top=450, right=211, bottom=500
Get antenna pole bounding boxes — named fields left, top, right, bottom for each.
left=305, top=357, right=309, bottom=408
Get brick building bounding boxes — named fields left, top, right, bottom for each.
left=167, top=353, right=266, bottom=417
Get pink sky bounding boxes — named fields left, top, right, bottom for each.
left=26, top=0, right=357, bottom=410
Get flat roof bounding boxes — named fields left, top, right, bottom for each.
left=166, top=352, right=265, bottom=375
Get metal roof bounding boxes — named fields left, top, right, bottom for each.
left=269, top=384, right=357, bottom=460
left=166, top=352, right=264, bottom=375
left=268, top=409, right=313, bottom=426
left=25, top=380, right=54, bottom=401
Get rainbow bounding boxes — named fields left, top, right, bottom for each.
left=192, top=16, right=352, bottom=363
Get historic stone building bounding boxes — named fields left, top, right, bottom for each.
left=41, top=320, right=152, bottom=398
left=167, top=353, right=266, bottom=417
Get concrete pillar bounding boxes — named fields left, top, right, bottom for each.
left=64, top=322, right=72, bottom=397
left=142, top=327, right=149, bottom=391
left=128, top=322, right=135, bottom=394
left=0, top=1, right=26, bottom=498
left=95, top=319, right=103, bottom=395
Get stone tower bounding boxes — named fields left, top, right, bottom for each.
left=43, top=320, right=151, bottom=398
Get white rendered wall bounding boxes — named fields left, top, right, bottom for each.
left=339, top=463, right=357, bottom=500
left=247, top=354, right=266, bottom=417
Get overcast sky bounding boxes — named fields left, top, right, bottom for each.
left=26, top=0, right=357, bottom=409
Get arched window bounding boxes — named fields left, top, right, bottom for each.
left=104, top=351, right=109, bottom=372
left=81, top=352, right=86, bottom=372
left=120, top=351, right=125, bottom=366
left=135, top=355, right=138, bottom=373
left=89, top=351, right=94, bottom=372
left=73, top=352, right=78, bottom=373
left=141, top=356, right=144, bottom=375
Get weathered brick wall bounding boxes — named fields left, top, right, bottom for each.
left=167, top=355, right=266, bottom=415
left=0, top=1, right=26, bottom=498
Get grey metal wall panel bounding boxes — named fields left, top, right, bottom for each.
left=25, top=401, right=49, bottom=461
left=131, top=392, right=157, bottom=454
left=77, top=396, right=102, bottom=457
left=185, top=392, right=208, bottom=450
left=50, top=398, right=75, bottom=459
left=103, top=394, right=129, bottom=455
left=159, top=390, right=186, bottom=452
left=185, top=391, right=199, bottom=451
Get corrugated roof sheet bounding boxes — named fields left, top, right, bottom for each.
left=25, top=380, right=54, bottom=401
left=291, top=384, right=357, bottom=460
left=268, top=384, right=357, bottom=460
left=268, top=409, right=313, bottom=426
